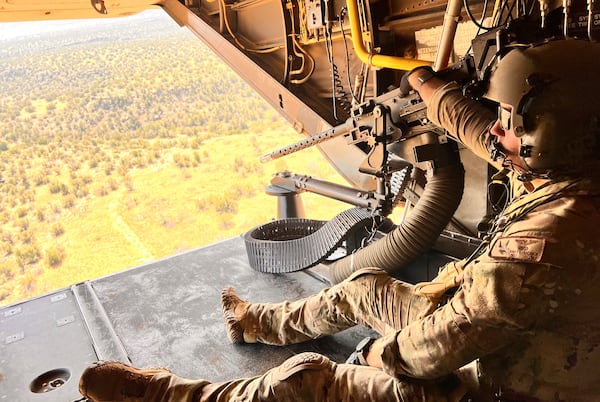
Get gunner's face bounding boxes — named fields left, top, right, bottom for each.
left=490, top=104, right=521, bottom=164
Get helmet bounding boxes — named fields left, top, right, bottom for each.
left=484, top=39, right=600, bottom=179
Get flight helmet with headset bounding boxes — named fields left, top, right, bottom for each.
left=484, top=39, right=600, bottom=180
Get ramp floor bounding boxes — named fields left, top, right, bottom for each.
left=1, top=236, right=373, bottom=402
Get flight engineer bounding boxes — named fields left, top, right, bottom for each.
left=78, top=39, right=600, bottom=401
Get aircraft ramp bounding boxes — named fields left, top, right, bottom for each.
left=1, top=236, right=375, bottom=402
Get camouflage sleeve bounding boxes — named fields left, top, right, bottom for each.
left=426, top=82, right=499, bottom=168
left=379, top=255, right=548, bottom=379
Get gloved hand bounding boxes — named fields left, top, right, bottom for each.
left=399, top=65, right=435, bottom=96
left=413, top=259, right=466, bottom=301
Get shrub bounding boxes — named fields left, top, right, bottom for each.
left=20, top=272, right=36, bottom=293
left=94, top=186, right=109, bottom=197
left=74, top=185, right=89, bottom=198
left=46, top=246, right=65, bottom=267
left=52, top=223, right=65, bottom=237
left=34, top=174, right=49, bottom=186
left=108, top=178, right=119, bottom=191
left=0, top=287, right=10, bottom=302
left=49, top=180, right=66, bottom=194
left=17, top=218, right=29, bottom=231
left=16, top=230, right=34, bottom=244
left=15, top=244, right=41, bottom=268
left=0, top=260, right=17, bottom=281
left=0, top=241, right=13, bottom=256
left=63, top=195, right=76, bottom=209
left=1, top=231, right=13, bottom=244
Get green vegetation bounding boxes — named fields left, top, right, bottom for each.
left=0, top=11, right=347, bottom=306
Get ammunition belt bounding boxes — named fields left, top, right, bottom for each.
left=243, top=207, right=375, bottom=273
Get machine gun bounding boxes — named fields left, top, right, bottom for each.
left=245, top=61, right=475, bottom=273
left=261, top=55, right=476, bottom=218
left=262, top=90, right=435, bottom=217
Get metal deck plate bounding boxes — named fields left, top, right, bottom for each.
left=91, top=236, right=373, bottom=381
left=0, top=290, right=97, bottom=402
left=1, top=236, right=373, bottom=401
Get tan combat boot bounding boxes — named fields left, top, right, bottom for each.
left=220, top=287, right=252, bottom=344
left=79, top=361, right=208, bottom=402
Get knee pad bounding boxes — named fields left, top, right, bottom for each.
left=275, top=352, right=334, bottom=381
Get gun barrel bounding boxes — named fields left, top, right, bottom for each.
left=260, top=119, right=356, bottom=163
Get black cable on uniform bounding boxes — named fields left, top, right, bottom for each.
left=487, top=179, right=510, bottom=214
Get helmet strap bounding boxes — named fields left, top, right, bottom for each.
left=489, top=138, right=507, bottom=162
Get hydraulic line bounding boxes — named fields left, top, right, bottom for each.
left=345, top=0, right=431, bottom=70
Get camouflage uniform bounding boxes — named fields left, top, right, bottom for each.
left=192, top=268, right=461, bottom=401
left=404, top=83, right=600, bottom=400
left=194, top=83, right=600, bottom=402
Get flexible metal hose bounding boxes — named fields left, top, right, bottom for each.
left=328, top=163, right=465, bottom=283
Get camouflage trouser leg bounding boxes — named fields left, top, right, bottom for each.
left=243, top=267, right=435, bottom=344
left=197, top=352, right=460, bottom=402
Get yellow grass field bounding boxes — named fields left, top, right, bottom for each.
left=0, top=11, right=351, bottom=306
left=1, top=124, right=349, bottom=306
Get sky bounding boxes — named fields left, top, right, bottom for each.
left=0, top=9, right=167, bottom=41
left=0, top=19, right=96, bottom=40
